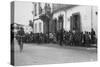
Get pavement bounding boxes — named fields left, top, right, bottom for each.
left=14, top=39, right=97, bottom=66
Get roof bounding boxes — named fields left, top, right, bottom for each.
left=52, top=4, right=77, bottom=13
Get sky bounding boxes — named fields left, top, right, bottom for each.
left=14, top=1, right=53, bottom=26
left=14, top=1, right=33, bottom=25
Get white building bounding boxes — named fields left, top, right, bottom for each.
left=32, top=2, right=53, bottom=33
left=53, top=5, right=98, bottom=37
left=34, top=19, right=43, bottom=33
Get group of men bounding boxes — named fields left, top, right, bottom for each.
left=11, top=23, right=97, bottom=53
left=57, top=29, right=97, bottom=47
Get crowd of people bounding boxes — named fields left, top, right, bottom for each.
left=14, top=27, right=97, bottom=47
left=11, top=24, right=97, bottom=52
left=62, top=29, right=97, bottom=47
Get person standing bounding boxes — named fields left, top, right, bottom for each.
left=91, top=28, right=96, bottom=44
left=59, top=29, right=63, bottom=46
left=17, top=27, right=25, bottom=52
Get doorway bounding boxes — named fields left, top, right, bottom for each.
left=70, top=13, right=81, bottom=32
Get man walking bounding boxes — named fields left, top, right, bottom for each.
left=17, top=27, right=25, bottom=52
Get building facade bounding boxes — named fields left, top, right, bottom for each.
left=52, top=4, right=98, bottom=37
left=32, top=2, right=53, bottom=34
left=32, top=3, right=98, bottom=37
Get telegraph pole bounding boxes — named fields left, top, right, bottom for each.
left=91, top=6, right=93, bottom=31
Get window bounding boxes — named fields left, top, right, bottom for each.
left=35, top=23, right=37, bottom=33
left=34, top=3, right=37, bottom=16
left=39, top=22, right=42, bottom=33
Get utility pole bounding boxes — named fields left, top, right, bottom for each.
left=91, top=6, right=93, bottom=31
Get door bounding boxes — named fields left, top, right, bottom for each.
left=70, top=13, right=81, bottom=32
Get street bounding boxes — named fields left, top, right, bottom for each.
left=14, top=39, right=97, bottom=66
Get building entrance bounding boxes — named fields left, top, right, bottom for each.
left=70, top=13, right=81, bottom=32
